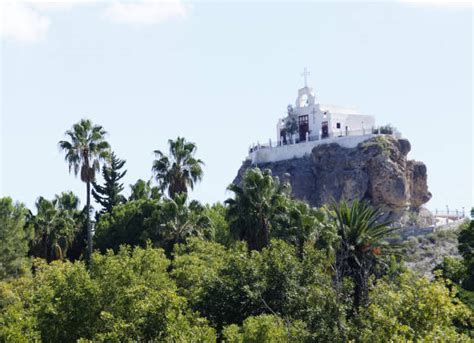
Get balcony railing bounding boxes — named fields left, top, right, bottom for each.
left=248, top=127, right=401, bottom=154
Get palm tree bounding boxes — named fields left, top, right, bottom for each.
left=274, top=200, right=327, bottom=259
left=159, top=193, right=210, bottom=252
left=59, top=119, right=110, bottom=260
left=225, top=168, right=289, bottom=251
left=152, top=137, right=204, bottom=198
left=29, top=196, right=78, bottom=262
left=331, top=200, right=396, bottom=310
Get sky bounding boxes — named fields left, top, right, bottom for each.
left=0, top=0, right=472, bottom=214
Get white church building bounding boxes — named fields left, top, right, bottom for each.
left=248, top=69, right=400, bottom=164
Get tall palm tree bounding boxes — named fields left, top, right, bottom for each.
left=59, top=119, right=110, bottom=260
left=225, top=168, right=289, bottom=251
left=152, top=137, right=204, bottom=198
left=331, top=200, right=396, bottom=310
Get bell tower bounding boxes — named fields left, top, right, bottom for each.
left=295, top=68, right=316, bottom=108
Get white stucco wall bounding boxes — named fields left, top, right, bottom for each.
left=249, top=134, right=375, bottom=164
left=274, top=86, right=377, bottom=151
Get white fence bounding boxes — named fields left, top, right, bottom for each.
left=248, top=134, right=376, bottom=164
left=248, top=128, right=401, bottom=163
left=248, top=127, right=401, bottom=156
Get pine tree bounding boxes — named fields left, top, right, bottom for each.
left=92, top=152, right=127, bottom=215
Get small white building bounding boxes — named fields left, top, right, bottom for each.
left=276, top=69, right=375, bottom=144
left=247, top=69, right=399, bottom=165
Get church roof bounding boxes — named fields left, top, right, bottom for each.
left=319, top=104, right=361, bottom=115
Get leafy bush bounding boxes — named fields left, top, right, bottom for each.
left=0, top=198, right=32, bottom=279
left=222, top=314, right=309, bottom=343
left=172, top=239, right=347, bottom=341
left=0, top=246, right=215, bottom=342
left=358, top=271, right=473, bottom=342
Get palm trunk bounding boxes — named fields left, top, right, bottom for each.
left=86, top=180, right=92, bottom=261
left=353, top=261, right=369, bottom=311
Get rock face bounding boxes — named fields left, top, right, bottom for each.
left=234, top=136, right=432, bottom=223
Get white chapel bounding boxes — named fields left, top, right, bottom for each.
left=248, top=69, right=399, bottom=165
left=276, top=68, right=375, bottom=144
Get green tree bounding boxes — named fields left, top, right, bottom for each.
left=157, top=194, right=211, bottom=253
left=128, top=179, right=161, bottom=201
left=284, top=105, right=298, bottom=139
left=358, top=271, right=473, bottom=342
left=222, top=314, right=309, bottom=343
left=56, top=191, right=88, bottom=261
left=59, top=119, right=111, bottom=260
left=226, top=168, right=289, bottom=251
left=331, top=200, right=395, bottom=310
left=459, top=216, right=474, bottom=291
left=92, top=152, right=127, bottom=215
left=173, top=239, right=345, bottom=339
left=273, top=200, right=333, bottom=259
left=0, top=246, right=216, bottom=342
left=152, top=137, right=204, bottom=198
left=55, top=191, right=81, bottom=212
left=204, top=202, right=234, bottom=246
left=434, top=256, right=467, bottom=285
left=0, top=198, right=32, bottom=279
left=94, top=199, right=162, bottom=252
left=94, top=195, right=209, bottom=254
left=28, top=196, right=79, bottom=262
left=0, top=277, right=40, bottom=341
left=172, top=238, right=227, bottom=306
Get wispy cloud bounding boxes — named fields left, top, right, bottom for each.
left=0, top=0, right=92, bottom=44
left=1, top=0, right=189, bottom=44
left=398, top=0, right=473, bottom=8
left=104, top=0, right=189, bottom=25
left=0, top=2, right=50, bottom=43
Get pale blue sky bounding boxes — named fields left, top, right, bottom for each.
left=1, top=1, right=472, bottom=213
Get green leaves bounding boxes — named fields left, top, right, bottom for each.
left=458, top=217, right=474, bottom=291
left=59, top=119, right=111, bottom=183
left=226, top=168, right=290, bottom=251
left=331, top=200, right=397, bottom=309
left=94, top=196, right=211, bottom=255
left=0, top=246, right=215, bottom=342
left=222, top=314, right=309, bottom=343
left=171, top=238, right=344, bottom=340
left=0, top=198, right=32, bottom=279
left=28, top=194, right=82, bottom=262
left=359, top=271, right=473, bottom=341
left=152, top=137, right=204, bottom=198
left=92, top=152, right=127, bottom=216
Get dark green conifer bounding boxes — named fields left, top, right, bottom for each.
left=92, top=152, right=127, bottom=215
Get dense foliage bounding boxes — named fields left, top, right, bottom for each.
left=0, top=198, right=31, bottom=279
left=1, top=124, right=472, bottom=341
left=28, top=193, right=85, bottom=262
left=92, top=152, right=127, bottom=216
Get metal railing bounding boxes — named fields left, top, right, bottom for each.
left=433, top=208, right=466, bottom=219
left=248, top=126, right=401, bottom=154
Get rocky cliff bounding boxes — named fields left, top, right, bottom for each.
left=235, top=136, right=432, bottom=224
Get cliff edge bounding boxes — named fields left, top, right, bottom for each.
left=235, top=135, right=432, bottom=224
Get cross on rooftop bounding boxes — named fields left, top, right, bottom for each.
left=301, top=67, right=310, bottom=87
